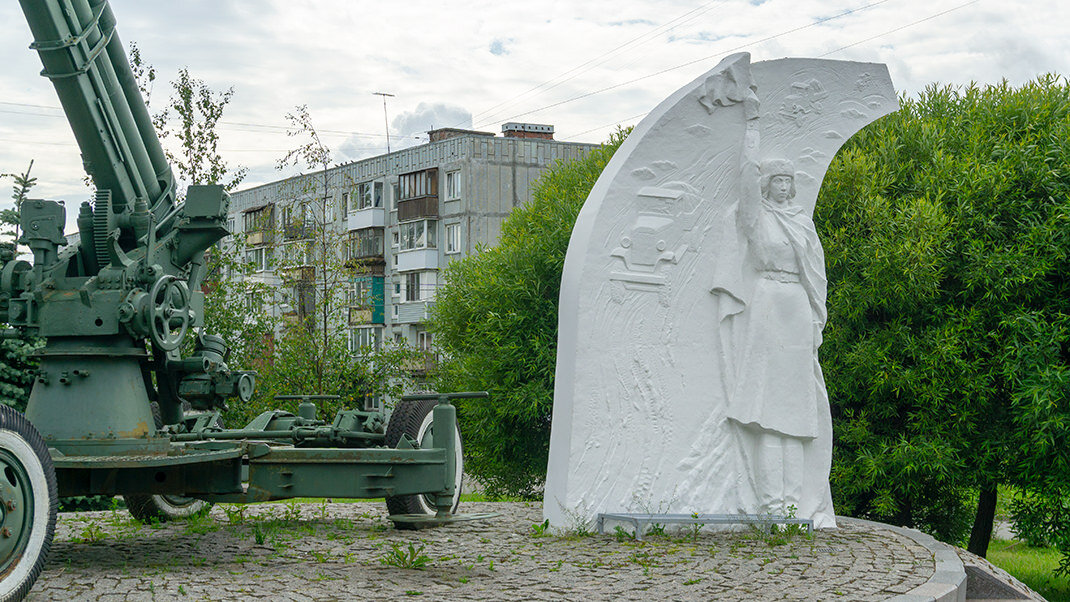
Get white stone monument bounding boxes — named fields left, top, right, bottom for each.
left=544, top=53, right=896, bottom=530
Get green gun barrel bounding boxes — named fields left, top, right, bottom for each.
left=17, top=0, right=175, bottom=220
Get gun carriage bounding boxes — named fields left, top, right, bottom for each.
left=0, top=1, right=489, bottom=598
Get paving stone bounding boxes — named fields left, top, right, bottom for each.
left=25, top=502, right=945, bottom=601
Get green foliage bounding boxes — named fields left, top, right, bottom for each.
left=817, top=76, right=1070, bottom=547
left=429, top=128, right=629, bottom=498
left=379, top=542, right=432, bottom=570
left=127, top=42, right=156, bottom=105
left=196, top=239, right=276, bottom=365
left=0, top=336, right=41, bottom=413
left=214, top=105, right=419, bottom=423
left=1010, top=489, right=1070, bottom=557
left=154, top=67, right=247, bottom=194
left=0, top=160, right=36, bottom=239
left=531, top=519, right=551, bottom=537
left=0, top=163, right=42, bottom=413
left=57, top=496, right=121, bottom=513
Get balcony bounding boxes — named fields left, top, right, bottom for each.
left=278, top=265, right=314, bottom=283
left=345, top=227, right=385, bottom=267
left=397, top=197, right=438, bottom=221
left=401, top=352, right=438, bottom=374
left=245, top=229, right=274, bottom=247
left=283, top=221, right=313, bottom=241
left=397, top=249, right=439, bottom=272
left=348, top=207, right=385, bottom=230
left=348, top=275, right=384, bottom=325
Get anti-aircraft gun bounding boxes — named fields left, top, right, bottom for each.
left=0, top=1, right=488, bottom=598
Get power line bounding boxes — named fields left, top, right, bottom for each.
left=0, top=101, right=62, bottom=111
left=0, top=138, right=75, bottom=147
left=0, top=102, right=407, bottom=141
left=482, top=0, right=896, bottom=126
left=820, top=0, right=981, bottom=57
left=561, top=112, right=649, bottom=141
left=559, top=0, right=982, bottom=144
left=470, top=0, right=730, bottom=129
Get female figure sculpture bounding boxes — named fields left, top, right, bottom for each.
left=718, top=107, right=829, bottom=515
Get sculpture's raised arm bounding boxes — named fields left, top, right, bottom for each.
left=738, top=84, right=762, bottom=237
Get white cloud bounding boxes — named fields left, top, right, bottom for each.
left=0, top=0, right=1066, bottom=233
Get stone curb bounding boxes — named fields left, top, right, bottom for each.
left=839, top=517, right=967, bottom=602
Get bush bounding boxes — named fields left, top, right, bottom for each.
left=430, top=129, right=629, bottom=498
left=817, top=75, right=1070, bottom=548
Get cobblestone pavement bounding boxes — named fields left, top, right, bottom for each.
left=27, top=502, right=935, bottom=601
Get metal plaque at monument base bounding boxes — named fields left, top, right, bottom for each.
left=545, top=53, right=896, bottom=530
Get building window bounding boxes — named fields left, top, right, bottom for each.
left=402, top=271, right=437, bottom=303
left=398, top=169, right=438, bottom=201
left=392, top=281, right=401, bottom=298
left=243, top=205, right=273, bottom=233
left=245, top=246, right=273, bottom=272
left=392, top=305, right=399, bottom=320
left=349, top=326, right=382, bottom=353
left=278, top=241, right=311, bottom=267
left=445, top=170, right=461, bottom=200
left=398, top=220, right=437, bottom=251
left=392, top=231, right=400, bottom=248
left=348, top=182, right=383, bottom=211
left=417, top=331, right=433, bottom=352
left=346, top=227, right=384, bottom=261
left=391, top=183, right=400, bottom=210
left=445, top=223, right=461, bottom=254
left=281, top=202, right=312, bottom=240
left=353, top=278, right=377, bottom=307
left=361, top=181, right=383, bottom=210
left=405, top=272, right=421, bottom=302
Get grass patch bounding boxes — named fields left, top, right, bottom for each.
left=459, top=493, right=524, bottom=503
left=988, top=539, right=1070, bottom=602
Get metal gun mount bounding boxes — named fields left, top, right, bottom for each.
left=0, top=1, right=490, bottom=597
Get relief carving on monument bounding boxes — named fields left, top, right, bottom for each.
left=545, top=53, right=897, bottom=529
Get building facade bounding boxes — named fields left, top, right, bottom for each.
left=227, top=123, right=597, bottom=363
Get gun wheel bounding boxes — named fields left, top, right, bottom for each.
left=384, top=399, right=463, bottom=528
left=124, top=402, right=215, bottom=524
left=0, top=405, right=57, bottom=602
left=124, top=494, right=210, bottom=523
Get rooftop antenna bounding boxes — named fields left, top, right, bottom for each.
left=372, top=92, right=394, bottom=153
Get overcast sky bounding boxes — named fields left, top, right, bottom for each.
left=1, top=0, right=1065, bottom=226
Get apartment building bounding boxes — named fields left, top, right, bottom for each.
left=227, top=123, right=597, bottom=363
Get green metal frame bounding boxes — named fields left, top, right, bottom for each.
left=3, top=0, right=484, bottom=525
left=48, top=392, right=477, bottom=511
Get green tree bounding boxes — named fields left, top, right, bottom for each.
left=274, top=104, right=343, bottom=395
left=154, top=68, right=247, bottom=196
left=127, top=42, right=156, bottom=105
left=0, top=160, right=36, bottom=241
left=237, top=105, right=417, bottom=421
left=127, top=44, right=277, bottom=424
left=0, top=161, right=41, bottom=412
left=816, top=76, right=1070, bottom=557
left=429, top=129, right=628, bottom=498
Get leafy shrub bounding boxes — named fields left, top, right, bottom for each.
left=430, top=129, right=629, bottom=498
left=818, top=75, right=1070, bottom=547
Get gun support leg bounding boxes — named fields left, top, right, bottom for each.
left=433, top=395, right=457, bottom=517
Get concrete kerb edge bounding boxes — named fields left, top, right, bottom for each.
left=837, top=516, right=967, bottom=602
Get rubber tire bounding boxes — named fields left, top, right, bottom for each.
left=125, top=493, right=210, bottom=523
left=0, top=405, right=57, bottom=602
left=122, top=402, right=214, bottom=524
left=384, top=399, right=463, bottom=526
